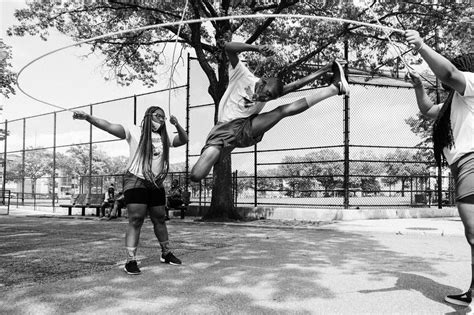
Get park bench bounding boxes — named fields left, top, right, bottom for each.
left=166, top=191, right=191, bottom=219
left=60, top=193, right=105, bottom=216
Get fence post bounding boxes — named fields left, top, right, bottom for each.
left=185, top=52, right=190, bottom=193
left=53, top=113, right=57, bottom=208
left=254, top=143, right=257, bottom=207
left=343, top=40, right=350, bottom=209
left=22, top=118, right=26, bottom=204
left=88, top=105, right=93, bottom=199
left=2, top=120, right=7, bottom=206
left=434, top=28, right=443, bottom=210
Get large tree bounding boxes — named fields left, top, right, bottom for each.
left=8, top=0, right=471, bottom=220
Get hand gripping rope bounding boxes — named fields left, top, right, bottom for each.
left=364, top=1, right=436, bottom=87
left=16, top=13, right=406, bottom=112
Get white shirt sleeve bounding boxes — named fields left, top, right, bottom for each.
left=462, top=71, right=474, bottom=97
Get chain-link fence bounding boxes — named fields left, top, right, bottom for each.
left=0, top=55, right=453, bottom=212
left=1, top=86, right=187, bottom=210
left=188, top=57, right=453, bottom=209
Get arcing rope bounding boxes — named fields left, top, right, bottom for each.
left=364, top=1, right=414, bottom=72
left=365, top=2, right=438, bottom=88
left=17, top=13, right=406, bottom=111
left=167, top=1, right=188, bottom=116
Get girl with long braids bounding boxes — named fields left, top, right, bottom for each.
left=406, top=30, right=474, bottom=307
left=73, top=106, right=188, bottom=275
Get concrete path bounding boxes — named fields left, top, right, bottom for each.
left=0, top=210, right=472, bottom=314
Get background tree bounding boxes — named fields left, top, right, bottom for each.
left=8, top=0, right=471, bottom=219
left=8, top=148, right=54, bottom=201
left=278, top=156, right=314, bottom=198
left=305, top=149, right=343, bottom=197
left=0, top=39, right=16, bottom=98
left=256, top=168, right=283, bottom=199
left=350, top=150, right=383, bottom=196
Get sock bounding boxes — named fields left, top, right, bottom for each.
left=160, top=241, right=170, bottom=256
left=126, top=247, right=137, bottom=262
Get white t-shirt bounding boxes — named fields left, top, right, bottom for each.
left=443, top=71, right=474, bottom=165
left=124, top=124, right=173, bottom=179
left=217, top=60, right=267, bottom=123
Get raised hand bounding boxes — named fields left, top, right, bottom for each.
left=404, top=30, right=424, bottom=52
left=72, top=110, right=89, bottom=120
left=169, top=115, right=179, bottom=125
left=407, top=71, right=423, bottom=88
left=258, top=45, right=276, bottom=56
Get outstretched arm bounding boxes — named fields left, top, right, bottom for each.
left=169, top=115, right=188, bottom=147
left=405, top=30, right=466, bottom=95
left=73, top=110, right=126, bottom=139
left=407, top=72, right=440, bottom=120
left=224, top=42, right=275, bottom=68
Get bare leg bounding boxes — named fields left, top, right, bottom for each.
left=457, top=202, right=474, bottom=289
left=149, top=205, right=169, bottom=243
left=251, top=85, right=339, bottom=138
left=190, top=146, right=222, bottom=182
left=125, top=204, right=147, bottom=248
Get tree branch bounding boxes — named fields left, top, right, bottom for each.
left=188, top=0, right=218, bottom=101
left=245, top=0, right=299, bottom=44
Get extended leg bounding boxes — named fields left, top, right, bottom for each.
left=190, top=146, right=222, bottom=182
left=251, top=85, right=339, bottom=138
left=251, top=61, right=348, bottom=138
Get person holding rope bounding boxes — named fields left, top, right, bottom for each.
left=73, top=107, right=188, bottom=275
left=190, top=41, right=350, bottom=182
left=405, top=30, right=474, bottom=307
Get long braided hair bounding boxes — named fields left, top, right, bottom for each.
left=432, top=53, right=473, bottom=167
left=129, top=106, right=170, bottom=186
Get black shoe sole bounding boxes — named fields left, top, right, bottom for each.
left=444, top=296, right=470, bottom=306
left=160, top=257, right=182, bottom=265
left=123, top=266, right=141, bottom=275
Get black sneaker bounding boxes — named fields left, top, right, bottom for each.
left=445, top=290, right=472, bottom=306
left=160, top=252, right=182, bottom=265
left=123, top=260, right=141, bottom=275
left=331, top=61, right=350, bottom=96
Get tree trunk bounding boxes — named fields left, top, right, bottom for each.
left=202, top=153, right=242, bottom=221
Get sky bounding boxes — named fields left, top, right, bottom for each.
left=1, top=0, right=426, bottom=171
left=1, top=0, right=193, bottom=120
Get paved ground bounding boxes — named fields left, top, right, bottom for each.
left=1, top=208, right=473, bottom=314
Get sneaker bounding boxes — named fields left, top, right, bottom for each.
left=445, top=290, right=472, bottom=306
left=160, top=252, right=182, bottom=265
left=331, top=61, right=350, bottom=96
left=123, top=260, right=141, bottom=275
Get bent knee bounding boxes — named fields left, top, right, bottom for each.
left=190, top=171, right=203, bottom=182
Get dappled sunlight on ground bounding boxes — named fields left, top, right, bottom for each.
left=0, top=216, right=470, bottom=313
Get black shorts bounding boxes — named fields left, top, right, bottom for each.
left=201, top=114, right=264, bottom=153
left=451, top=152, right=474, bottom=203
left=123, top=172, right=166, bottom=206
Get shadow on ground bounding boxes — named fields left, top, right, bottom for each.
left=0, top=216, right=467, bottom=314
